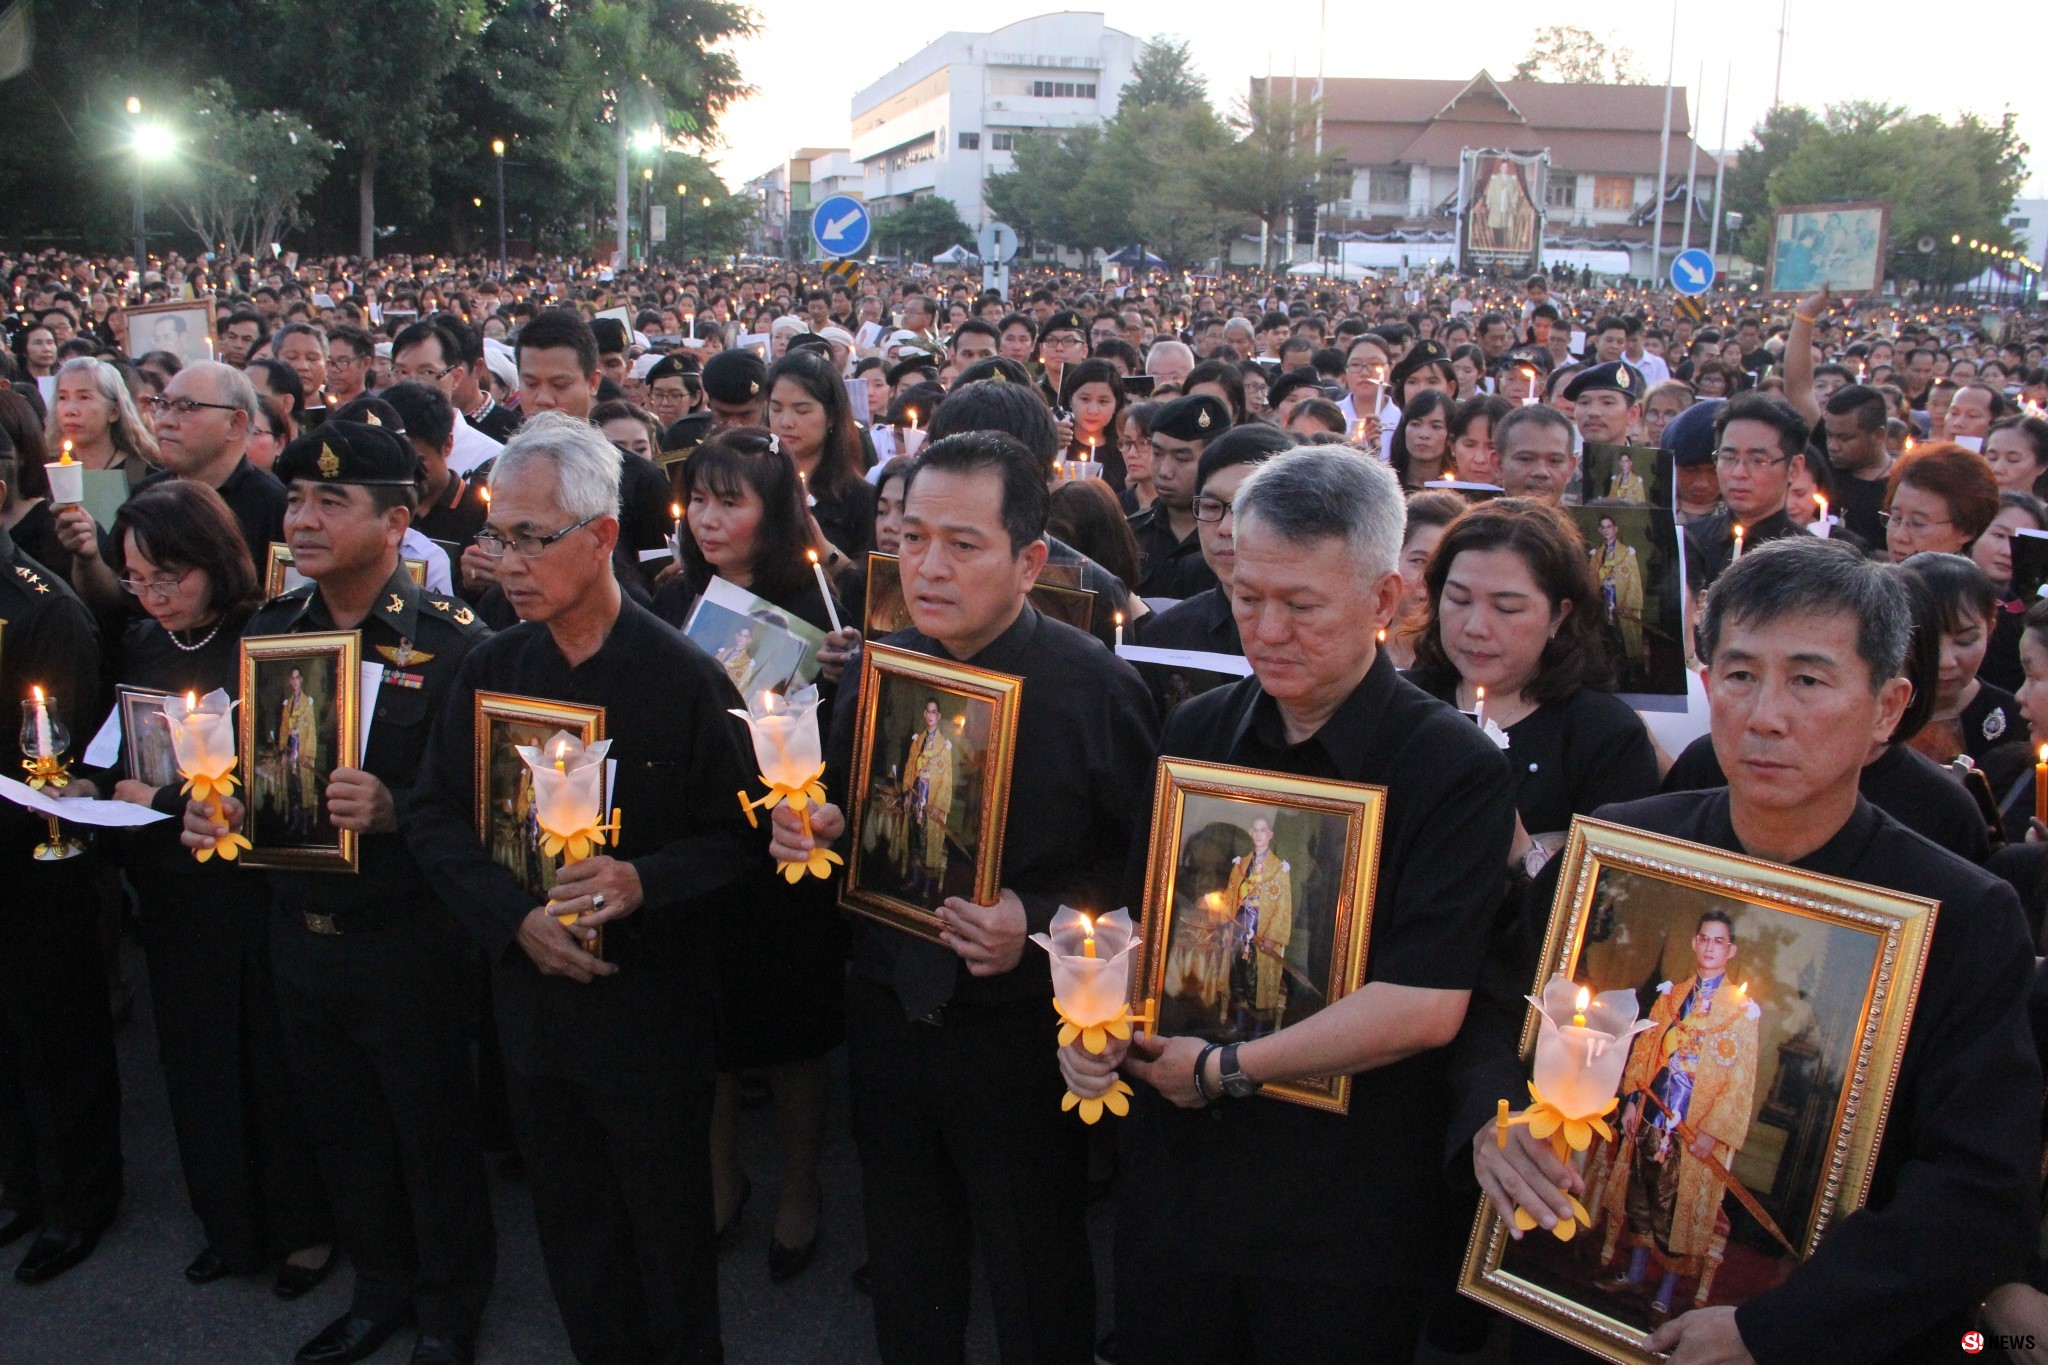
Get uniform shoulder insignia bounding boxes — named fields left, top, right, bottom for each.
left=386, top=593, right=406, bottom=614
left=453, top=606, right=476, bottom=626
left=14, top=564, right=48, bottom=593
left=429, top=599, right=452, bottom=613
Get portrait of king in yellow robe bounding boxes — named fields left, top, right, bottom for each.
left=1591, top=514, right=1647, bottom=667
left=902, top=698, right=957, bottom=902
left=277, top=666, right=321, bottom=830
left=1224, top=817, right=1293, bottom=1029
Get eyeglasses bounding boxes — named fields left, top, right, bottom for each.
left=1713, top=451, right=1790, bottom=473
left=1878, top=510, right=1953, bottom=536
left=1193, top=495, right=1233, bottom=524
left=1345, top=361, right=1388, bottom=377
left=144, top=395, right=241, bottom=417
left=474, top=513, right=599, bottom=560
left=119, top=568, right=195, bottom=600
left=392, top=364, right=450, bottom=384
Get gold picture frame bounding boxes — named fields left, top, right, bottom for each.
left=115, top=685, right=181, bottom=788
left=473, top=690, right=607, bottom=901
left=842, top=641, right=1023, bottom=943
left=238, top=630, right=362, bottom=871
left=125, top=297, right=217, bottom=366
left=1135, top=757, right=1386, bottom=1113
left=1459, top=817, right=1937, bottom=1363
left=264, top=542, right=427, bottom=600
left=862, top=551, right=1096, bottom=637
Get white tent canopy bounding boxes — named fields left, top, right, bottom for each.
left=930, top=244, right=979, bottom=264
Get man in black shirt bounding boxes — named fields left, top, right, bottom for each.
left=1063, top=447, right=1516, bottom=1362
left=769, top=432, right=1158, bottom=1365
left=407, top=414, right=762, bottom=1365
left=385, top=381, right=489, bottom=568
left=1683, top=393, right=1809, bottom=591
left=1820, top=384, right=1893, bottom=547
left=1128, top=394, right=1230, bottom=601
left=1132, top=424, right=1292, bottom=655
left=183, top=422, right=496, bottom=1365
left=1457, top=538, right=2040, bottom=1364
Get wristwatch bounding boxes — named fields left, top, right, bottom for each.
left=1520, top=844, right=1552, bottom=880
left=1217, top=1042, right=1262, bottom=1099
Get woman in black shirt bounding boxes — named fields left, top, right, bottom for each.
left=1900, top=552, right=2024, bottom=763
left=1056, top=358, right=1129, bottom=492
left=767, top=350, right=874, bottom=564
left=72, top=482, right=334, bottom=1291
left=1972, top=490, right=2045, bottom=693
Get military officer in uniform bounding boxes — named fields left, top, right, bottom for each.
left=1564, top=360, right=1646, bottom=448
left=184, top=421, right=496, bottom=1365
left=0, top=450, right=118, bottom=1286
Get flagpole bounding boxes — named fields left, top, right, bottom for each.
left=1649, top=2, right=1677, bottom=286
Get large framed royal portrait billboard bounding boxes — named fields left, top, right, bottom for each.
left=1460, top=818, right=1936, bottom=1363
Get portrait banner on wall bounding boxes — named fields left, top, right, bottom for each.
left=842, top=642, right=1023, bottom=943
left=238, top=630, right=361, bottom=871
left=1766, top=201, right=1890, bottom=297
left=1460, top=148, right=1549, bottom=274
left=1136, top=757, right=1386, bottom=1113
left=1460, top=818, right=1935, bottom=1363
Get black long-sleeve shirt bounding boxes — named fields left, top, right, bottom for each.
left=0, top=526, right=100, bottom=861
left=406, top=599, right=764, bottom=1083
left=826, top=602, right=1159, bottom=1019
left=1447, top=790, right=2040, bottom=1364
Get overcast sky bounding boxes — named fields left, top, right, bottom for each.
left=702, top=2, right=2044, bottom=201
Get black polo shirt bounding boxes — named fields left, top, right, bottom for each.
left=1682, top=507, right=1803, bottom=591
left=411, top=468, right=490, bottom=558
left=1130, top=583, right=1239, bottom=655
left=1127, top=502, right=1217, bottom=601
left=1834, top=470, right=1890, bottom=548
left=1116, top=650, right=1514, bottom=1285
left=139, top=457, right=286, bottom=562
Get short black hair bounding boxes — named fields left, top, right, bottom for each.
left=1197, top=423, right=1294, bottom=492
left=904, top=430, right=1049, bottom=555
left=381, top=380, right=457, bottom=451
left=951, top=317, right=999, bottom=348
left=1696, top=909, right=1736, bottom=942
left=391, top=320, right=460, bottom=371
left=1716, top=391, right=1810, bottom=461
left=1825, top=383, right=1888, bottom=433
left=517, top=308, right=599, bottom=379
left=928, top=377, right=1060, bottom=469
left=1696, top=536, right=1911, bottom=694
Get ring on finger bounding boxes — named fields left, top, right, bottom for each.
left=591, top=893, right=607, bottom=912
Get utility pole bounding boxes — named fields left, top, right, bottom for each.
left=1679, top=63, right=1702, bottom=255
left=1708, top=65, right=1731, bottom=263
left=1649, top=3, right=1677, bottom=286
left=1773, top=0, right=1790, bottom=108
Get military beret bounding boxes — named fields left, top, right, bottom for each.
left=1387, top=341, right=1449, bottom=392
left=589, top=318, right=629, bottom=354
left=1037, top=309, right=1086, bottom=341
left=1563, top=360, right=1646, bottom=403
left=1151, top=394, right=1233, bottom=443
left=702, top=348, right=767, bottom=405
left=1661, top=396, right=1726, bottom=468
left=1266, top=367, right=1327, bottom=407
left=275, top=420, right=420, bottom=487
left=785, top=333, right=834, bottom=361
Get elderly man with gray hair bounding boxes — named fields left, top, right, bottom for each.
left=407, top=412, right=765, bottom=1365
left=1063, top=445, right=1517, bottom=1362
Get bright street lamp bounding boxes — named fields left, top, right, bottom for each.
left=133, top=124, right=174, bottom=161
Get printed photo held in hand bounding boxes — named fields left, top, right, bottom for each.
left=237, top=631, right=360, bottom=870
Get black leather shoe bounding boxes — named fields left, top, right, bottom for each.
left=0, top=1208, right=42, bottom=1250
left=295, top=1312, right=402, bottom=1365
left=185, top=1248, right=237, bottom=1284
left=15, top=1228, right=100, bottom=1285
left=410, top=1334, right=475, bottom=1365
left=768, top=1232, right=818, bottom=1284
left=274, top=1247, right=338, bottom=1300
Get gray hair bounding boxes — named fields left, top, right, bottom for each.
left=181, top=360, right=260, bottom=423
left=46, top=356, right=158, bottom=464
left=1232, top=446, right=1406, bottom=583
left=1145, top=340, right=1194, bottom=374
left=491, top=411, right=621, bottom=521
left=1696, top=537, right=1909, bottom=692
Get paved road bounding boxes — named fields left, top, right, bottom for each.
left=0, top=941, right=1085, bottom=1364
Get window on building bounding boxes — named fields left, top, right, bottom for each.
left=1546, top=175, right=1577, bottom=209
left=990, top=132, right=1015, bottom=151
left=1592, top=176, right=1634, bottom=211
left=1367, top=168, right=1408, bottom=204
left=958, top=131, right=979, bottom=150
left=1030, top=80, right=1098, bottom=98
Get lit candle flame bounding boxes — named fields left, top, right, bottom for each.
left=186, top=691, right=197, bottom=711
left=671, top=502, right=681, bottom=521
left=1080, top=913, right=1097, bottom=958
left=1571, top=984, right=1589, bottom=1026
left=907, top=409, right=919, bottom=431
left=554, top=738, right=567, bottom=773
left=31, top=685, right=44, bottom=705
left=807, top=549, right=820, bottom=566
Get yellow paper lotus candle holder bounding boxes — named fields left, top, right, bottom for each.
left=165, top=689, right=252, bottom=863
left=1496, top=972, right=1655, bottom=1239
left=1033, top=907, right=1152, bottom=1124
left=730, top=686, right=842, bottom=883
left=515, top=730, right=619, bottom=950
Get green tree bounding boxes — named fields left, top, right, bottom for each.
left=161, top=80, right=334, bottom=258
left=1513, top=27, right=1648, bottom=84
left=652, top=154, right=755, bottom=262
left=1122, top=35, right=1206, bottom=111
left=874, top=195, right=973, bottom=261
left=1216, top=83, right=1343, bottom=270
left=1724, top=104, right=1822, bottom=260
left=985, top=123, right=1112, bottom=256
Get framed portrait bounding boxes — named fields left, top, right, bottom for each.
left=842, top=642, right=1023, bottom=943
left=116, top=685, right=182, bottom=788
left=865, top=552, right=1097, bottom=638
left=1767, top=201, right=1890, bottom=297
left=125, top=298, right=217, bottom=366
left=1460, top=818, right=1936, bottom=1363
left=238, top=631, right=362, bottom=871
left=1136, top=757, right=1387, bottom=1113
left=1569, top=506, right=1688, bottom=709
left=264, top=542, right=426, bottom=599
left=473, top=691, right=607, bottom=900
left=1579, top=444, right=1670, bottom=513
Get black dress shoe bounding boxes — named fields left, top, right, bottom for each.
left=410, top=1334, right=475, bottom=1365
left=185, top=1248, right=237, bottom=1284
left=274, top=1247, right=338, bottom=1300
left=0, top=1207, right=42, bottom=1250
left=767, top=1232, right=818, bottom=1283
left=295, top=1312, right=402, bottom=1365
left=15, top=1228, right=100, bottom=1285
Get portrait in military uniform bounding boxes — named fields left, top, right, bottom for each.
left=1474, top=823, right=1937, bottom=1353
left=1138, top=759, right=1386, bottom=1113
left=239, top=630, right=361, bottom=869
left=473, top=691, right=607, bottom=900
left=1569, top=504, right=1686, bottom=704
left=843, top=642, right=1022, bottom=943
left=1580, top=444, right=1670, bottom=512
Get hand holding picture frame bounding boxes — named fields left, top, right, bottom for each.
left=238, top=631, right=362, bottom=871
left=473, top=691, right=609, bottom=951
left=115, top=685, right=181, bottom=788
left=1460, top=817, right=1936, bottom=1363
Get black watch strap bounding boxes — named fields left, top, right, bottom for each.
left=1193, top=1042, right=1223, bottom=1103
left=1218, top=1042, right=1262, bottom=1099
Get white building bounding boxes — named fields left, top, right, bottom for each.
left=849, top=12, right=1138, bottom=231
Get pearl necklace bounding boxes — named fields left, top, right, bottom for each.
left=167, top=620, right=224, bottom=653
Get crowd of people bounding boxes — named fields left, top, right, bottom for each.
left=2, top=241, right=2047, bottom=1365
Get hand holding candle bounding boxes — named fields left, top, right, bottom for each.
left=731, top=686, right=841, bottom=881
left=808, top=549, right=843, bottom=633
left=46, top=440, right=84, bottom=508
left=165, top=688, right=252, bottom=861
left=1033, top=906, right=1147, bottom=1123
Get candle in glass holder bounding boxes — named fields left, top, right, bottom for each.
left=30, top=685, right=53, bottom=759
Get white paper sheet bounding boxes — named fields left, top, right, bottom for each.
left=0, top=774, right=171, bottom=826
left=1113, top=645, right=1255, bottom=676
left=84, top=708, right=123, bottom=769
left=359, top=662, right=383, bottom=764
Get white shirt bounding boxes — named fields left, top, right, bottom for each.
left=399, top=529, right=455, bottom=594
left=1627, top=350, right=1671, bottom=386
left=447, top=412, right=503, bottom=476
left=1337, top=391, right=1401, bottom=462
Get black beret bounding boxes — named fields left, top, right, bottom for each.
left=1037, top=309, right=1086, bottom=341
left=274, top=419, right=419, bottom=487
left=589, top=318, right=629, bottom=354
left=702, top=348, right=767, bottom=405
left=1662, top=397, right=1726, bottom=468
left=1266, top=367, right=1327, bottom=407
left=1562, top=360, right=1646, bottom=403
left=1151, top=394, right=1233, bottom=442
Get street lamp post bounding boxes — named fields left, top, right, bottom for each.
left=127, top=99, right=174, bottom=277
left=126, top=97, right=145, bottom=271
left=492, top=139, right=508, bottom=278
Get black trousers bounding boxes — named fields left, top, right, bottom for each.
left=1112, top=1261, right=1427, bottom=1365
left=0, top=859, right=122, bottom=1234
left=846, top=981, right=1094, bottom=1365
left=270, top=912, right=495, bottom=1336
left=136, top=875, right=331, bottom=1268
left=508, top=1068, right=721, bottom=1365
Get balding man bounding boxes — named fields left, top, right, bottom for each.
left=1146, top=340, right=1195, bottom=396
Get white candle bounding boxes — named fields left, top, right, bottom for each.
left=1733, top=523, right=1746, bottom=559
left=31, top=686, right=53, bottom=760
left=1813, top=495, right=1830, bottom=539
left=1474, top=685, right=1486, bottom=729
left=808, top=549, right=843, bottom=633
left=47, top=441, right=83, bottom=507
left=1113, top=611, right=1124, bottom=651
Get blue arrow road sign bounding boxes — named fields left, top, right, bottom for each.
left=1671, top=248, right=1715, bottom=295
left=811, top=195, right=870, bottom=259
